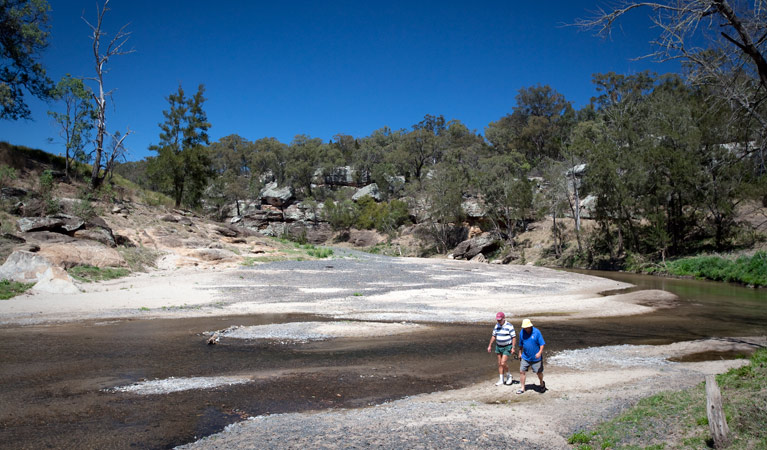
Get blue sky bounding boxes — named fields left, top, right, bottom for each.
left=1, top=1, right=678, bottom=161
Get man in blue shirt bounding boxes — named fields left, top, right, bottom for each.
left=487, top=312, right=516, bottom=385
left=517, top=318, right=545, bottom=394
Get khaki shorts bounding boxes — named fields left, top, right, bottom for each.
left=520, top=359, right=543, bottom=373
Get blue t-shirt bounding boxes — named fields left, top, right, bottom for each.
left=519, top=327, right=545, bottom=362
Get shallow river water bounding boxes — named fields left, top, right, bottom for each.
left=0, top=271, right=764, bottom=449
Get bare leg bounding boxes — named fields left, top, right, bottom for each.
left=519, top=370, right=526, bottom=392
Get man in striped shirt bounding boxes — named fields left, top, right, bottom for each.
left=487, top=311, right=516, bottom=385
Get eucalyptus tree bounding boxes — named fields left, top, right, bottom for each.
left=48, top=75, right=95, bottom=178
left=475, top=154, right=535, bottom=245
left=208, top=134, right=255, bottom=217
left=577, top=0, right=767, bottom=174
left=82, top=0, right=134, bottom=189
left=285, top=134, right=324, bottom=198
left=418, top=162, right=466, bottom=253
left=149, top=84, right=211, bottom=208
left=393, top=114, right=447, bottom=182
left=0, top=0, right=52, bottom=120
left=250, top=137, right=289, bottom=186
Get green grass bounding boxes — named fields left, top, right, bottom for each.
left=642, top=251, right=767, bottom=287
left=68, top=265, right=131, bottom=283
left=0, top=279, right=35, bottom=299
left=568, top=348, right=767, bottom=449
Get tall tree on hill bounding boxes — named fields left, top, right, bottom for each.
left=0, top=0, right=53, bottom=120
left=47, top=75, right=95, bottom=178
left=83, top=0, right=134, bottom=189
left=577, top=0, right=767, bottom=174
left=208, top=134, right=255, bottom=217
left=149, top=84, right=212, bottom=208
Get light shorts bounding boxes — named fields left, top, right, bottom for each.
left=495, top=344, right=513, bottom=356
left=520, top=358, right=543, bottom=373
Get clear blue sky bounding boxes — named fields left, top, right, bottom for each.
left=1, top=0, right=678, bottom=162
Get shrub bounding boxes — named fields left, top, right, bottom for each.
left=0, top=279, right=35, bottom=299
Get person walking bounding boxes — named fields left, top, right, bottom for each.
left=487, top=312, right=516, bottom=386
left=517, top=318, right=545, bottom=394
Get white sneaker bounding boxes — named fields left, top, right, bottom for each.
left=495, top=380, right=504, bottom=386
left=504, top=376, right=513, bottom=385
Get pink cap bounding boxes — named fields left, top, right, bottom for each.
left=496, top=312, right=505, bottom=320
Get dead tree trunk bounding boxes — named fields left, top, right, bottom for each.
left=705, top=375, right=730, bottom=449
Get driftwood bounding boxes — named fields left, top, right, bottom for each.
left=705, top=375, right=730, bottom=449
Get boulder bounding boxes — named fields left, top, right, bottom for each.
left=470, top=253, right=487, bottom=263
left=0, top=251, right=55, bottom=282
left=159, top=214, right=179, bottom=222
left=73, top=229, right=116, bottom=247
left=214, top=225, right=239, bottom=237
left=17, top=217, right=66, bottom=233
left=314, top=166, right=355, bottom=186
left=461, top=198, right=485, bottom=219
left=348, top=229, right=385, bottom=247
left=31, top=266, right=80, bottom=294
left=452, top=233, right=501, bottom=260
left=352, top=183, right=381, bottom=202
left=1, top=187, right=28, bottom=199
left=260, top=182, right=294, bottom=207
left=38, top=241, right=126, bottom=269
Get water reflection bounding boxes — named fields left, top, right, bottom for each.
left=570, top=269, right=767, bottom=338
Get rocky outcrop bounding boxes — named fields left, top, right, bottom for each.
left=352, top=183, right=381, bottom=202
left=461, top=198, right=485, bottom=219
left=0, top=251, right=55, bottom=282
left=0, top=250, right=79, bottom=294
left=451, top=233, right=501, bottom=260
left=38, top=241, right=126, bottom=269
left=260, top=182, right=294, bottom=207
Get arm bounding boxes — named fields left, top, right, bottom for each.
left=487, top=336, right=496, bottom=353
left=535, top=345, right=544, bottom=360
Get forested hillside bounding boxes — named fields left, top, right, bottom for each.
left=113, top=75, right=766, bottom=269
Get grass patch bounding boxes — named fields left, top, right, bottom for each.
left=569, top=348, right=767, bottom=449
left=68, top=265, right=131, bottom=283
left=641, top=251, right=767, bottom=287
left=0, top=279, right=35, bottom=299
left=118, top=246, right=161, bottom=272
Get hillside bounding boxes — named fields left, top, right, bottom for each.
left=1, top=141, right=766, bottom=296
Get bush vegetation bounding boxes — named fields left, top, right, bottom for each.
left=0, top=279, right=35, bottom=299
left=637, top=252, right=767, bottom=287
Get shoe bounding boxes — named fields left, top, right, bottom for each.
left=516, top=389, right=525, bottom=395
left=495, top=380, right=504, bottom=386
left=504, top=377, right=513, bottom=385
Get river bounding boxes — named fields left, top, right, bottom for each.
left=0, top=270, right=764, bottom=449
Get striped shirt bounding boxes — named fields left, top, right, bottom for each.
left=492, top=321, right=516, bottom=346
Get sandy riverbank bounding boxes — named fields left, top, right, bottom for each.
left=0, top=255, right=662, bottom=325
left=1, top=254, right=759, bottom=448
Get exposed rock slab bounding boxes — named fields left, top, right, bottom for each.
left=38, top=241, right=126, bottom=269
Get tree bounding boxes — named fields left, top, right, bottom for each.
left=47, top=75, right=95, bottom=178
left=208, top=134, right=254, bottom=217
left=418, top=163, right=466, bottom=253
left=475, top=154, right=536, bottom=244
left=149, top=84, right=211, bottom=208
left=285, top=134, right=323, bottom=198
left=83, top=0, right=133, bottom=189
left=577, top=0, right=767, bottom=173
left=0, top=0, right=52, bottom=120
